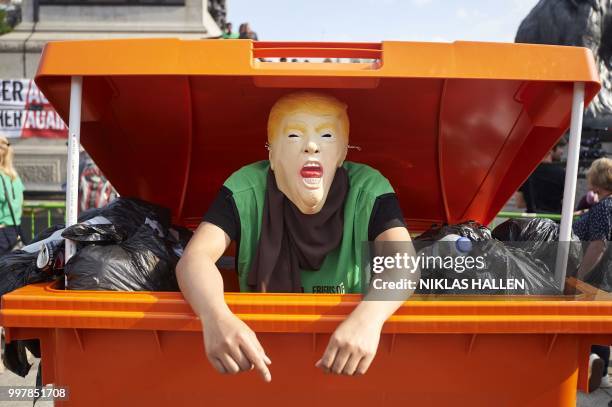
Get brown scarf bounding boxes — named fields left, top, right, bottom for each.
left=248, top=168, right=348, bottom=292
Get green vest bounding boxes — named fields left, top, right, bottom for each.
left=0, top=173, right=23, bottom=226
left=223, top=161, right=395, bottom=293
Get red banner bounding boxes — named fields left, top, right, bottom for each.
left=0, top=79, right=68, bottom=139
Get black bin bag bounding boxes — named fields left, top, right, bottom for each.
left=2, top=339, right=31, bottom=378
left=415, top=222, right=560, bottom=295
left=65, top=224, right=180, bottom=291
left=492, top=218, right=582, bottom=279
left=0, top=225, right=66, bottom=298
left=417, top=221, right=492, bottom=242
left=63, top=197, right=187, bottom=291
left=0, top=251, right=43, bottom=299
left=76, top=197, right=171, bottom=241
left=62, top=223, right=125, bottom=243
left=0, top=225, right=66, bottom=378
left=1, top=199, right=186, bottom=378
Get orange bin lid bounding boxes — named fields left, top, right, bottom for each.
left=35, top=39, right=600, bottom=230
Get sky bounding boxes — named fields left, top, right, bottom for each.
left=225, top=0, right=541, bottom=43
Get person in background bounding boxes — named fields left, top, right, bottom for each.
left=79, top=149, right=118, bottom=212
left=238, top=22, right=259, bottom=40
left=574, top=157, right=612, bottom=281
left=0, top=135, right=24, bottom=256
left=515, top=138, right=567, bottom=213
left=238, top=23, right=247, bottom=38
left=572, top=157, right=612, bottom=391
left=221, top=22, right=239, bottom=39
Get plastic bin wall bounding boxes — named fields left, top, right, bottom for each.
left=3, top=281, right=612, bottom=406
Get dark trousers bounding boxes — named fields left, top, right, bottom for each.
left=593, top=345, right=610, bottom=377
left=0, top=227, right=17, bottom=256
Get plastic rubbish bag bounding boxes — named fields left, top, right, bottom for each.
left=0, top=251, right=44, bottom=298
left=1, top=199, right=185, bottom=377
left=0, top=335, right=41, bottom=379
left=17, top=214, right=119, bottom=254
left=492, top=217, right=562, bottom=242
left=1, top=336, right=31, bottom=378
left=64, top=198, right=186, bottom=291
left=0, top=225, right=65, bottom=298
left=0, top=226, right=65, bottom=378
left=416, top=222, right=560, bottom=295
left=167, top=225, right=193, bottom=257
left=65, top=224, right=180, bottom=291
left=77, top=197, right=170, bottom=239
left=492, top=218, right=582, bottom=278
left=417, top=239, right=560, bottom=295
left=416, top=221, right=492, bottom=242
left=62, top=223, right=125, bottom=243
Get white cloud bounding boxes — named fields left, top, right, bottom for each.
left=411, top=0, right=432, bottom=6
left=456, top=7, right=468, bottom=19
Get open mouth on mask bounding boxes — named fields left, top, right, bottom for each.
left=300, top=161, right=323, bottom=188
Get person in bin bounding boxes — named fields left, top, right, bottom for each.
left=177, top=91, right=415, bottom=382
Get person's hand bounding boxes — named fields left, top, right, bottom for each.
left=202, top=310, right=272, bottom=382
left=315, top=313, right=384, bottom=376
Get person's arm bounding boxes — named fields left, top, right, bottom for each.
left=576, top=239, right=607, bottom=281
left=316, top=226, right=416, bottom=375
left=176, top=222, right=272, bottom=382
